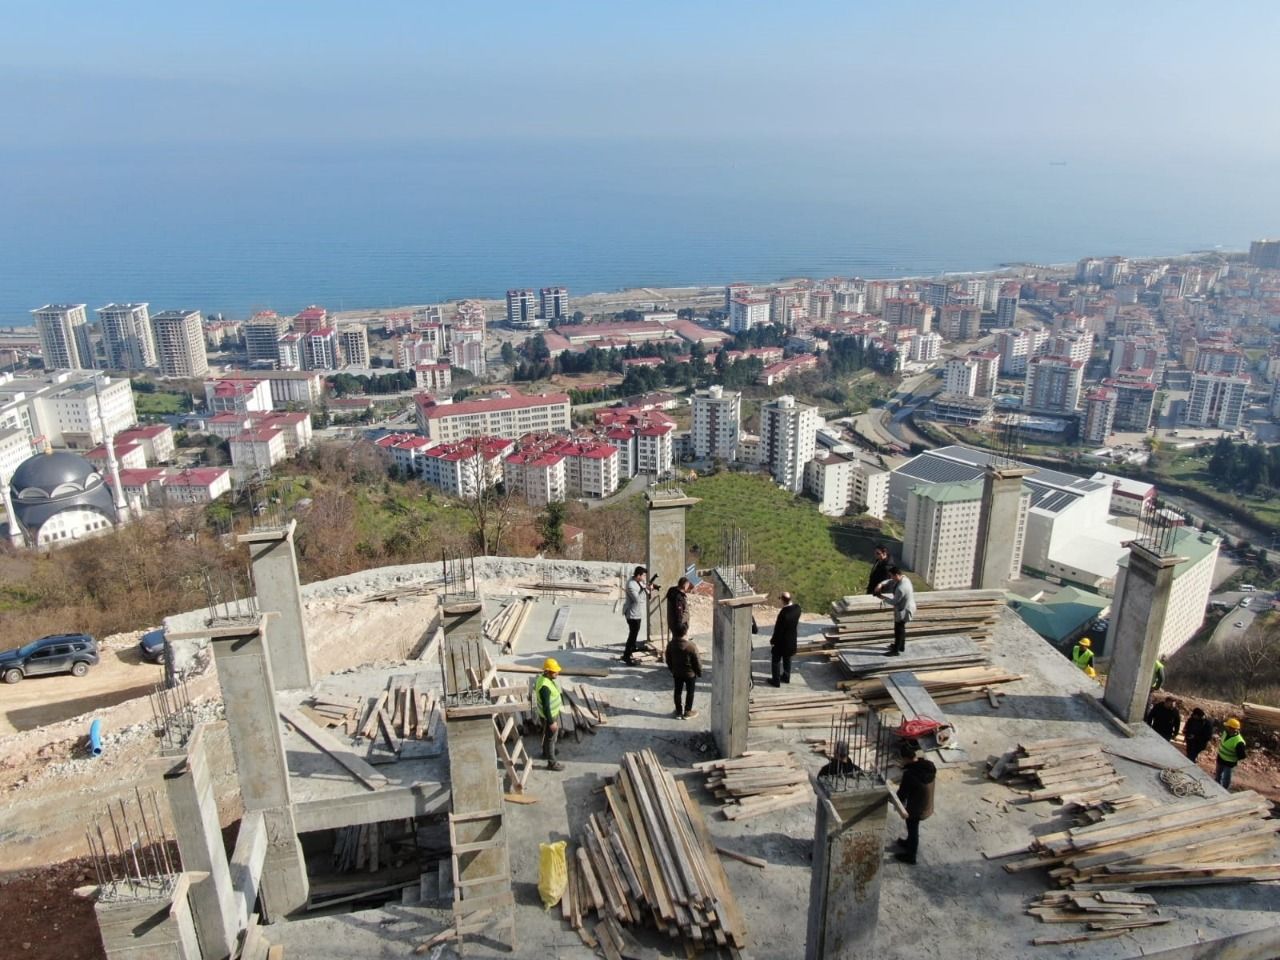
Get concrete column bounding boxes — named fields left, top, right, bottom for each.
left=239, top=521, right=312, bottom=691
left=206, top=621, right=309, bottom=920
left=972, top=466, right=1033, bottom=589
left=646, top=489, right=700, bottom=645
left=445, top=712, right=511, bottom=905
left=805, top=784, right=890, bottom=960
left=441, top=600, right=485, bottom=696
left=1103, top=542, right=1181, bottom=723
left=153, top=725, right=238, bottom=960
left=710, top=570, right=760, bottom=760
left=94, top=875, right=201, bottom=960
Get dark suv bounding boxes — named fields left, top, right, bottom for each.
left=0, top=634, right=100, bottom=684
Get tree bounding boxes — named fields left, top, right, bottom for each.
left=457, top=450, right=518, bottom=556
left=500, top=341, right=516, bottom=366
left=537, top=500, right=568, bottom=554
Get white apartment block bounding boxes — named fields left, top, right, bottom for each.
left=397, top=332, right=441, bottom=368
left=115, top=425, right=176, bottom=464
left=805, top=452, right=889, bottom=518
left=1105, top=527, right=1220, bottom=659
left=504, top=448, right=567, bottom=507
left=635, top=424, right=674, bottom=476
left=97, top=303, right=157, bottom=370
left=151, top=309, right=210, bottom=378
left=1185, top=372, right=1249, bottom=430
left=33, top=304, right=94, bottom=370
left=228, top=426, right=288, bottom=480
left=759, top=395, right=817, bottom=494
left=416, top=391, right=571, bottom=442
left=0, top=372, right=138, bottom=450
left=691, top=386, right=741, bottom=461
left=909, top=332, right=942, bottom=364
left=944, top=357, right=979, bottom=397
left=729, top=297, right=770, bottom=333
left=450, top=327, right=486, bottom=376
left=904, top=478, right=1027, bottom=590
left=421, top=438, right=510, bottom=498
left=276, top=333, right=302, bottom=371
left=560, top=441, right=621, bottom=498
left=205, top=378, right=273, bottom=414
left=214, top=371, right=324, bottom=409
left=339, top=326, right=370, bottom=367
left=373, top=433, right=436, bottom=476
left=414, top=362, right=453, bottom=393
left=1025, top=355, right=1084, bottom=414
left=853, top=463, right=890, bottom=519
left=1048, top=330, right=1094, bottom=365
left=302, top=329, right=340, bottom=371
left=995, top=325, right=1048, bottom=376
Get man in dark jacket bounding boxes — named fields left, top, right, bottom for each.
left=769, top=591, right=802, bottom=687
left=665, top=629, right=703, bottom=720
left=867, top=545, right=891, bottom=596
left=1147, top=697, right=1181, bottom=741
left=894, top=744, right=936, bottom=865
left=665, top=577, right=693, bottom=644
left=1182, top=707, right=1213, bottom=763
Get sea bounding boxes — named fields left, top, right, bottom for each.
left=1, top=137, right=1276, bottom=323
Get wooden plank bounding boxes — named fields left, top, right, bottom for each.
left=715, top=846, right=766, bottom=869
left=498, top=663, right=610, bottom=678
left=677, top=778, right=748, bottom=948
left=278, top=707, right=388, bottom=790
left=359, top=692, right=387, bottom=739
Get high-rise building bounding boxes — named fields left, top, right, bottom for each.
left=728, top=297, right=770, bottom=333
left=1083, top=387, right=1117, bottom=444
left=293, top=305, right=328, bottom=335
left=1048, top=330, right=1093, bottom=365
left=759, top=395, right=817, bottom=493
left=1100, top=257, right=1130, bottom=288
left=691, top=385, right=741, bottom=461
left=995, top=325, right=1048, bottom=376
left=1248, top=239, right=1280, bottom=269
left=1185, top=372, right=1249, bottom=430
left=1193, top=344, right=1246, bottom=377
left=944, top=357, right=979, bottom=397
left=302, top=328, right=340, bottom=370
left=904, top=478, right=1028, bottom=590
left=995, top=283, right=1020, bottom=328
left=97, top=303, right=157, bottom=371
left=909, top=331, right=942, bottom=363
left=245, top=312, right=288, bottom=367
left=450, top=326, right=486, bottom=377
left=1025, top=355, right=1084, bottom=414
left=724, top=283, right=753, bottom=311
left=33, top=304, right=93, bottom=370
left=1109, top=335, right=1163, bottom=379
left=1104, top=373, right=1158, bottom=433
left=338, top=326, right=370, bottom=367
left=923, top=281, right=950, bottom=309
left=937, top=304, right=982, bottom=341
left=539, top=287, right=569, bottom=322
left=506, top=289, right=538, bottom=327
left=1076, top=258, right=1103, bottom=283
left=150, top=309, right=209, bottom=378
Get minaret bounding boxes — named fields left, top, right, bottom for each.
left=93, top=375, right=129, bottom=520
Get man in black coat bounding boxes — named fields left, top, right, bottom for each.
left=770, top=591, right=802, bottom=687
left=1182, top=707, right=1213, bottom=763
left=664, top=629, right=703, bottom=720
left=1147, top=696, right=1181, bottom=742
left=867, top=545, right=891, bottom=596
left=894, top=744, right=937, bottom=865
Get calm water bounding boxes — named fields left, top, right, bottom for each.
left=1, top=138, right=1276, bottom=322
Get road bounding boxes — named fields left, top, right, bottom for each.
left=1206, top=588, right=1271, bottom=649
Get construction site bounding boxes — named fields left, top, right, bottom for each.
left=2, top=478, right=1280, bottom=960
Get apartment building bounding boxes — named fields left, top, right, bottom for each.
left=691, top=386, right=741, bottom=462
left=759, top=395, right=818, bottom=494
left=1082, top=387, right=1117, bottom=444
left=1025, top=355, right=1084, bottom=414
left=1185, top=372, right=1249, bottom=430
left=728, top=297, right=770, bottom=333
left=151, top=309, right=210, bottom=378
left=0, top=371, right=138, bottom=449
left=244, top=312, right=288, bottom=366
left=205, top=378, right=273, bottom=415
left=339, top=326, right=370, bottom=367
left=904, top=478, right=1028, bottom=590
left=415, top=390, right=570, bottom=442
left=33, top=304, right=94, bottom=370
left=420, top=437, right=512, bottom=498
left=506, top=289, right=538, bottom=327
left=97, top=303, right=157, bottom=370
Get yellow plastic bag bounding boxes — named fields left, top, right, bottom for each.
left=538, top=840, right=568, bottom=909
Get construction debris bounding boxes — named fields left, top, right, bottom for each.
left=302, top=693, right=363, bottom=734
left=1243, top=701, right=1280, bottom=730
left=566, top=749, right=747, bottom=950
left=484, top=597, right=534, bottom=653
left=748, top=690, right=864, bottom=729
left=989, top=738, right=1125, bottom=805
left=694, top=751, right=810, bottom=822
left=1026, top=890, right=1169, bottom=945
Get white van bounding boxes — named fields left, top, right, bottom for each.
left=1241, top=584, right=1257, bottom=592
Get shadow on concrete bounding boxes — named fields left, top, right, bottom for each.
left=4, top=682, right=158, bottom=732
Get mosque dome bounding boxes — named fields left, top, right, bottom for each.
left=9, top=451, right=117, bottom=545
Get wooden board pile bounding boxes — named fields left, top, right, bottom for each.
left=989, top=738, right=1125, bottom=804
left=303, top=694, right=363, bottom=734
left=748, top=690, right=864, bottom=730
left=1002, top=790, right=1280, bottom=889
left=835, top=634, right=987, bottom=678
left=694, top=751, right=810, bottom=822
left=562, top=749, right=747, bottom=953
left=496, top=678, right=611, bottom=742
left=818, top=588, right=1006, bottom=647
left=1026, top=891, right=1169, bottom=946
left=842, top=666, right=1021, bottom=710
left=1243, top=701, right=1280, bottom=730
left=358, top=678, right=440, bottom=750
left=484, top=597, right=533, bottom=653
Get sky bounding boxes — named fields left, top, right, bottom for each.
left=4, top=1, right=1280, bottom=152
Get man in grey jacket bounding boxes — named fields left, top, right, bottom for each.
left=621, top=565, right=655, bottom=666
left=875, top=566, right=916, bottom=657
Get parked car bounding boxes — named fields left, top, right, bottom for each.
left=0, top=634, right=99, bottom=684
left=138, top=628, right=166, bottom=665
left=1240, top=597, right=1252, bottom=608
left=1240, top=584, right=1257, bottom=592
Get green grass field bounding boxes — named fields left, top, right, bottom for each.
left=683, top=472, right=897, bottom=612
left=134, top=391, right=190, bottom=416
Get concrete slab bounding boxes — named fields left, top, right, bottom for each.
left=254, top=599, right=1280, bottom=960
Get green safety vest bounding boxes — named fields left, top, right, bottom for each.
left=1072, top=645, right=1094, bottom=670
left=1218, top=732, right=1245, bottom=764
left=534, top=675, right=562, bottom=721
left=1151, top=660, right=1165, bottom=689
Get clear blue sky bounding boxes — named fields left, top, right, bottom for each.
left=3, top=1, right=1278, bottom=150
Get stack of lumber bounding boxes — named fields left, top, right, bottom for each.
left=483, top=597, right=533, bottom=653
left=817, top=588, right=1006, bottom=647
left=1242, top=701, right=1280, bottom=730
left=989, top=738, right=1125, bottom=804
left=694, top=752, right=810, bottom=821
left=748, top=690, right=864, bottom=729
left=519, top=579, right=612, bottom=594
left=564, top=749, right=747, bottom=952
left=358, top=679, right=439, bottom=749
left=1026, top=891, right=1169, bottom=945
left=835, top=634, right=988, bottom=678
left=841, top=666, right=1022, bottom=708
left=1003, top=790, right=1280, bottom=889
left=303, top=694, right=363, bottom=734
left=499, top=679, right=611, bottom=742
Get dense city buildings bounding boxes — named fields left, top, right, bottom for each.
left=1082, top=387, right=1117, bottom=444
left=1024, top=355, right=1084, bottom=415
left=97, top=303, right=157, bottom=370
left=244, top=311, right=288, bottom=366
left=1248, top=239, right=1280, bottom=269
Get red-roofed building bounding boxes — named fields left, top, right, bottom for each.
left=106, top=467, right=169, bottom=509
left=420, top=436, right=513, bottom=497
left=293, top=305, right=328, bottom=335
left=552, top=438, right=620, bottom=498
left=116, top=424, right=176, bottom=464
left=207, top=371, right=324, bottom=409
left=591, top=407, right=676, bottom=477
left=163, top=467, right=232, bottom=504
left=415, top=389, right=570, bottom=441
left=504, top=444, right=567, bottom=507
left=757, top=354, right=819, bottom=386
left=414, top=361, right=453, bottom=392
left=228, top=426, right=287, bottom=480
left=374, top=432, right=437, bottom=475
left=86, top=440, right=146, bottom=471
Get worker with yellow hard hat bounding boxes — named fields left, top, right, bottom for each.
left=1214, top=717, right=1246, bottom=790
left=535, top=658, right=565, bottom=771
left=1071, top=637, right=1094, bottom=672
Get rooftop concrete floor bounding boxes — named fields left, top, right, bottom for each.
left=264, top=597, right=1280, bottom=960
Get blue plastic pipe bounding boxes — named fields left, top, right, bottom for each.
left=89, top=718, right=103, bottom=757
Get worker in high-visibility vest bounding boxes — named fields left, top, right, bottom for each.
left=535, top=658, right=565, bottom=772
left=1151, top=659, right=1166, bottom=691
left=1071, top=637, right=1094, bottom=672
left=1214, top=717, right=1247, bottom=790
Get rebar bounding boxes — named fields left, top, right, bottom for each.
left=819, top=707, right=890, bottom=793
left=1135, top=503, right=1178, bottom=556
left=87, top=790, right=180, bottom=900
left=150, top=679, right=196, bottom=752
